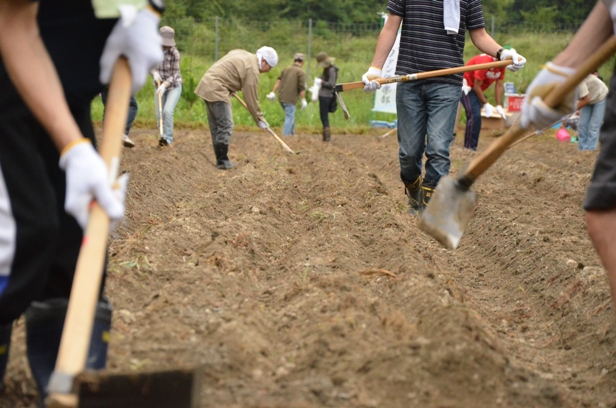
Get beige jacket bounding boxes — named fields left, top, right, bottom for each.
left=194, top=49, right=264, bottom=123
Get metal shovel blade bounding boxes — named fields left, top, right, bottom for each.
left=418, top=176, right=477, bottom=250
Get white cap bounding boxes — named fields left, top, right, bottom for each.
left=256, top=46, right=278, bottom=68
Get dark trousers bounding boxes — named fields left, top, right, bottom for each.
left=319, top=96, right=332, bottom=128
left=460, top=89, right=482, bottom=151
left=101, top=87, right=138, bottom=135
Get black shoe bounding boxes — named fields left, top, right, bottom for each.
left=158, top=137, right=169, bottom=147
left=214, top=143, right=235, bottom=170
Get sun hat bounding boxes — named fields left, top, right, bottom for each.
left=316, top=52, right=335, bottom=68
left=256, top=46, right=279, bottom=68
left=293, top=53, right=306, bottom=62
left=160, top=26, right=175, bottom=47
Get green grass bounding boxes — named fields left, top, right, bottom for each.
left=92, top=30, right=615, bottom=133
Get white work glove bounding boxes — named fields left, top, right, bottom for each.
left=314, top=78, right=322, bottom=86
left=500, top=49, right=527, bottom=72
left=59, top=140, right=125, bottom=229
left=461, top=78, right=471, bottom=95
left=100, top=7, right=164, bottom=95
left=310, top=78, right=322, bottom=102
left=152, top=70, right=162, bottom=84
left=362, top=67, right=382, bottom=92
left=520, top=62, right=577, bottom=130
left=266, top=92, right=276, bottom=101
left=483, top=103, right=494, bottom=118
left=301, top=98, right=308, bottom=109
left=258, top=120, right=269, bottom=129
left=156, top=81, right=169, bottom=95
left=496, top=105, right=506, bottom=119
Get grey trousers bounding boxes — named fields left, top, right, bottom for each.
left=205, top=100, right=234, bottom=146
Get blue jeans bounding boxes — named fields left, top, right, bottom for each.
left=281, top=102, right=296, bottom=136
left=460, top=89, right=482, bottom=150
left=155, top=84, right=182, bottom=144
left=396, top=81, right=461, bottom=186
left=578, top=98, right=606, bottom=151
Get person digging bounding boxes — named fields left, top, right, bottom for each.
left=195, top=46, right=278, bottom=170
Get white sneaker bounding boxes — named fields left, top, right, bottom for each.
left=122, top=134, right=135, bottom=148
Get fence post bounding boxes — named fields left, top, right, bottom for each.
left=307, top=18, right=312, bottom=81
left=491, top=16, right=495, bottom=38
left=215, top=16, right=219, bottom=61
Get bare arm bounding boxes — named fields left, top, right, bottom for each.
left=553, top=1, right=613, bottom=69
left=0, top=0, right=83, bottom=152
left=468, top=28, right=502, bottom=57
left=495, top=79, right=504, bottom=106
left=369, top=14, right=403, bottom=69
left=473, top=80, right=488, bottom=104
left=271, top=79, right=281, bottom=93
left=577, top=95, right=591, bottom=110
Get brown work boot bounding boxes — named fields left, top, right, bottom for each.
left=322, top=127, right=331, bottom=143
left=404, top=176, right=422, bottom=216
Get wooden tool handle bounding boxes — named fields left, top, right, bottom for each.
left=157, top=79, right=164, bottom=137
left=46, top=57, right=131, bottom=408
left=337, top=60, right=513, bottom=92
left=462, top=36, right=616, bottom=184
left=231, top=92, right=298, bottom=155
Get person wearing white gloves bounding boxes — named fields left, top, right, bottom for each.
left=266, top=53, right=307, bottom=136
left=361, top=0, right=525, bottom=215
left=521, top=0, right=616, bottom=313
left=460, top=51, right=513, bottom=151
left=195, top=46, right=277, bottom=169
left=151, top=26, right=182, bottom=147
left=0, top=0, right=163, bottom=401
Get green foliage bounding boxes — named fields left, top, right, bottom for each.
left=519, top=6, right=559, bottom=28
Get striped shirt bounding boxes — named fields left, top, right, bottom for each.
left=387, top=0, right=485, bottom=86
left=154, top=47, right=182, bottom=89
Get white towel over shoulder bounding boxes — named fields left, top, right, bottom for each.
left=443, top=0, right=460, bottom=35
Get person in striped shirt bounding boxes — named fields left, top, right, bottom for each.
left=362, top=0, right=526, bottom=216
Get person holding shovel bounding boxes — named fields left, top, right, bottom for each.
left=361, top=0, right=526, bottom=215
left=266, top=53, right=307, bottom=137
left=520, top=0, right=616, bottom=313
left=0, top=0, right=163, bottom=400
left=195, top=46, right=278, bottom=169
left=315, top=52, right=338, bottom=143
left=152, top=26, right=182, bottom=147
left=460, top=51, right=511, bottom=151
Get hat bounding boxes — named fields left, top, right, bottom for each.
left=316, top=52, right=334, bottom=68
left=160, top=26, right=175, bottom=47
left=256, top=46, right=279, bottom=68
left=293, top=53, right=305, bottom=62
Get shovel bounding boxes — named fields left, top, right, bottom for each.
left=418, top=36, right=616, bottom=250
left=46, top=57, right=200, bottom=408
left=334, top=60, right=513, bottom=93
left=231, top=92, right=300, bottom=155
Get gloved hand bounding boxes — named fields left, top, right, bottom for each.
left=258, top=120, right=269, bottom=129
left=152, top=70, right=162, bottom=84
left=520, top=62, right=577, bottom=130
left=483, top=103, right=494, bottom=118
left=301, top=98, right=308, bottom=109
left=462, top=78, right=471, bottom=95
left=156, top=81, right=169, bottom=95
left=496, top=105, right=506, bottom=119
left=362, top=67, right=382, bottom=92
left=500, top=49, right=527, bottom=72
left=59, top=140, right=125, bottom=229
left=314, top=78, right=322, bottom=86
left=266, top=92, right=276, bottom=101
left=100, top=7, right=164, bottom=95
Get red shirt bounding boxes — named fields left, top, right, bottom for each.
left=463, top=54, right=506, bottom=91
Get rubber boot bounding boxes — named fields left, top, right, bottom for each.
left=421, top=183, right=436, bottom=209
left=322, top=127, right=331, bottom=143
left=404, top=176, right=423, bottom=216
left=25, top=298, right=112, bottom=406
left=0, top=322, right=12, bottom=394
left=214, top=143, right=235, bottom=170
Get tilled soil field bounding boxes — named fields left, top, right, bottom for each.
left=2, top=125, right=616, bottom=408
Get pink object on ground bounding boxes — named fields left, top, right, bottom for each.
left=556, top=128, right=571, bottom=143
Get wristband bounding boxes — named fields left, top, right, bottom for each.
left=148, top=0, right=165, bottom=15
left=495, top=47, right=505, bottom=61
